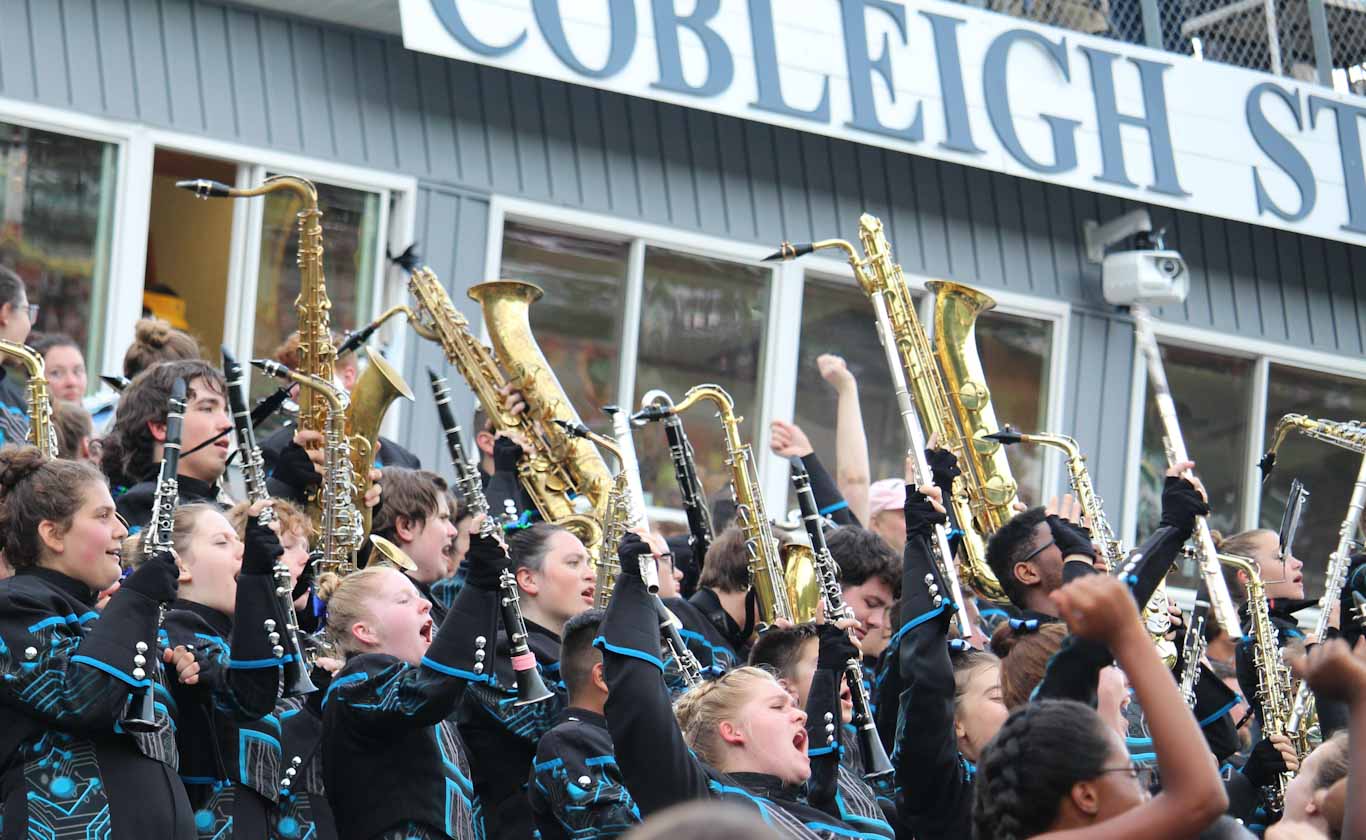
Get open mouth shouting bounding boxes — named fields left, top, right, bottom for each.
left=419, top=618, right=434, bottom=645
left=581, top=584, right=596, bottom=605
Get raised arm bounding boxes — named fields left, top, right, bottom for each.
left=818, top=354, right=871, bottom=525
left=1041, top=576, right=1227, bottom=840
left=600, top=536, right=712, bottom=817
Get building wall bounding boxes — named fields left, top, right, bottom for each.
left=1, top=0, right=1361, bottom=511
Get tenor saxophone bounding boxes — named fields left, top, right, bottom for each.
left=766, top=214, right=1016, bottom=611
left=1260, top=413, right=1366, bottom=752
left=178, top=176, right=412, bottom=539
left=1219, top=552, right=1295, bottom=811
left=0, top=339, right=56, bottom=458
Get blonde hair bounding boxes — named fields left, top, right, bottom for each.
left=315, top=567, right=391, bottom=657
left=673, top=666, right=779, bottom=768
left=225, top=498, right=314, bottom=541
left=1213, top=528, right=1276, bottom=600
left=131, top=502, right=221, bottom=568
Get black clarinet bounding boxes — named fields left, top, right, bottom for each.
left=790, top=458, right=895, bottom=782
left=428, top=368, right=486, bottom=518
left=498, top=567, right=555, bottom=706
left=120, top=377, right=186, bottom=733
left=633, top=390, right=712, bottom=565
left=223, top=347, right=316, bottom=697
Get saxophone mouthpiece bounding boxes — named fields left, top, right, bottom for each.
left=984, top=428, right=1025, bottom=446
left=1257, top=451, right=1277, bottom=482
left=251, top=358, right=289, bottom=379
left=630, top=405, right=670, bottom=424
left=387, top=243, right=421, bottom=273
left=761, top=242, right=813, bottom=262
left=176, top=178, right=233, bottom=199
left=100, top=374, right=130, bottom=393
left=553, top=418, right=591, bottom=438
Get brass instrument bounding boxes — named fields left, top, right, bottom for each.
left=253, top=359, right=363, bottom=577
left=659, top=385, right=793, bottom=626
left=988, top=429, right=1176, bottom=662
left=1260, top=414, right=1366, bottom=749
left=1219, top=553, right=1295, bottom=809
left=0, top=339, right=56, bottom=458
left=390, top=266, right=612, bottom=553
left=767, top=214, right=1011, bottom=621
left=1131, top=304, right=1244, bottom=636
left=367, top=534, right=418, bottom=572
left=178, top=176, right=412, bottom=540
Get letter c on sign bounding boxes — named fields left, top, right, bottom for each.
left=533, top=0, right=637, bottom=79
left=430, top=0, right=527, bottom=57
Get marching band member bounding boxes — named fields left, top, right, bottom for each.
left=317, top=562, right=481, bottom=840
left=101, top=360, right=233, bottom=526
left=0, top=446, right=197, bottom=837
left=158, top=502, right=288, bottom=838
left=369, top=467, right=459, bottom=625
left=528, top=608, right=641, bottom=839
left=599, top=533, right=871, bottom=837
left=0, top=268, right=36, bottom=445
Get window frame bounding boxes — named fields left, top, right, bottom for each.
left=486, top=195, right=1071, bottom=523
left=1120, top=316, right=1366, bottom=603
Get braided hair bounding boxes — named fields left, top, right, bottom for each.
left=971, top=699, right=1112, bottom=840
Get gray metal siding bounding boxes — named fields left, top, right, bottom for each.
left=1, top=0, right=1360, bottom=495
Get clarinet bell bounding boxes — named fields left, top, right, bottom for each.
left=119, top=686, right=160, bottom=733
left=513, top=662, right=555, bottom=707
left=857, top=720, right=896, bottom=782
left=282, top=653, right=319, bottom=698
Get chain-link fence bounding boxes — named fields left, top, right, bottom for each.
left=971, top=0, right=1366, bottom=93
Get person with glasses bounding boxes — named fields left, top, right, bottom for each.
left=0, top=265, right=36, bottom=447
left=972, top=575, right=1229, bottom=840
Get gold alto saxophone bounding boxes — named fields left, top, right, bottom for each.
left=252, top=359, right=364, bottom=577
left=377, top=265, right=612, bottom=553
left=659, top=385, right=793, bottom=626
left=1260, top=414, right=1366, bottom=753
left=989, top=429, right=1177, bottom=663
left=0, top=339, right=56, bottom=458
left=178, top=176, right=412, bottom=539
left=1219, top=552, right=1295, bottom=810
left=767, top=214, right=1019, bottom=608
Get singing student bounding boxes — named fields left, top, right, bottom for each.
left=0, top=446, right=197, bottom=837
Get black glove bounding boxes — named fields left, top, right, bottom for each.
left=816, top=623, right=859, bottom=671
left=924, top=447, right=961, bottom=498
left=1240, top=736, right=1291, bottom=788
left=275, top=440, right=322, bottom=489
left=123, top=548, right=180, bottom=602
left=463, top=532, right=511, bottom=590
left=904, top=485, right=948, bottom=539
left=493, top=436, right=524, bottom=473
left=242, top=515, right=284, bottom=576
left=615, top=533, right=654, bottom=584
left=1048, top=514, right=1096, bottom=563
left=1158, top=476, right=1209, bottom=534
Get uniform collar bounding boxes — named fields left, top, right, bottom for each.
left=726, top=771, right=804, bottom=803
left=18, top=566, right=97, bottom=607
left=561, top=707, right=608, bottom=730
left=171, top=598, right=233, bottom=636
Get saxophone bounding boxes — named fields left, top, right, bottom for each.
left=178, top=176, right=412, bottom=539
left=766, top=214, right=1018, bottom=606
left=662, top=385, right=793, bottom=626
left=988, top=429, right=1176, bottom=662
left=252, top=359, right=363, bottom=577
left=1219, top=553, right=1295, bottom=810
left=0, top=339, right=56, bottom=458
left=392, top=266, right=611, bottom=554
left=1260, top=414, right=1366, bottom=751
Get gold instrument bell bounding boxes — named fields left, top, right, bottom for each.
left=368, top=534, right=417, bottom=572
left=782, top=543, right=821, bottom=624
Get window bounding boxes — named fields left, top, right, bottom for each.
left=495, top=220, right=774, bottom=514
left=0, top=122, right=117, bottom=383
left=1135, top=341, right=1366, bottom=596
left=792, top=278, right=1054, bottom=517
left=1257, top=365, right=1366, bottom=596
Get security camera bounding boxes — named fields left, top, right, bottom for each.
left=1101, top=249, right=1189, bottom=307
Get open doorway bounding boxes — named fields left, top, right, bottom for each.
left=144, top=150, right=236, bottom=355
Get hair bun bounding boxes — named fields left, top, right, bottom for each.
left=0, top=445, right=48, bottom=495
left=1209, top=529, right=1226, bottom=550
left=314, top=571, right=344, bottom=605
left=134, top=317, right=175, bottom=349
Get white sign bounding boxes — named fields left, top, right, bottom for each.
left=402, top=0, right=1366, bottom=246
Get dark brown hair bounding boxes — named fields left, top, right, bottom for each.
left=52, top=400, right=94, bottom=461
left=991, top=621, right=1068, bottom=710
left=0, top=445, right=107, bottom=568
left=28, top=332, right=81, bottom=358
left=370, top=467, right=448, bottom=544
left=698, top=525, right=751, bottom=594
left=122, top=318, right=201, bottom=379
left=100, top=360, right=225, bottom=488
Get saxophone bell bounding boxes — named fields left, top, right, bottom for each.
left=368, top=534, right=418, bottom=573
